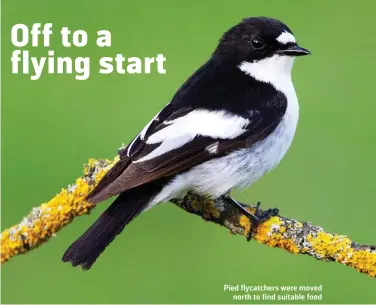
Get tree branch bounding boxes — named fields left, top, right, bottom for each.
left=1, top=157, right=375, bottom=278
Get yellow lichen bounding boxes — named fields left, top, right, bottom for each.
left=239, top=214, right=251, bottom=232
left=185, top=193, right=221, bottom=218
left=202, top=199, right=220, bottom=219
left=306, top=232, right=376, bottom=276
left=307, top=232, right=352, bottom=259
left=239, top=214, right=300, bottom=254
left=348, top=249, right=376, bottom=277
left=189, top=197, right=203, bottom=212
left=239, top=207, right=258, bottom=235
left=256, top=217, right=300, bottom=254
left=0, top=158, right=116, bottom=264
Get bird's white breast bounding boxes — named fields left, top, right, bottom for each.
left=174, top=92, right=299, bottom=198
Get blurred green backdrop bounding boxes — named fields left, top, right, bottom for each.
left=2, top=0, right=376, bottom=303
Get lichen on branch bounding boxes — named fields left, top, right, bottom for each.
left=0, top=158, right=116, bottom=263
left=1, top=157, right=375, bottom=278
left=172, top=194, right=376, bottom=277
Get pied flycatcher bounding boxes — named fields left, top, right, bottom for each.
left=63, top=17, right=310, bottom=269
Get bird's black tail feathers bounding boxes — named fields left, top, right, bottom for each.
left=62, top=181, right=165, bottom=270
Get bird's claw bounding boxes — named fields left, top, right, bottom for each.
left=246, top=202, right=279, bottom=241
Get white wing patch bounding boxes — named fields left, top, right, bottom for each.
left=205, top=142, right=219, bottom=154
left=147, top=110, right=249, bottom=144
left=134, top=110, right=249, bottom=162
left=276, top=31, right=296, bottom=44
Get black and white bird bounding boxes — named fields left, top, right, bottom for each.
left=63, top=17, right=310, bottom=269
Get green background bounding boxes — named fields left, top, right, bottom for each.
left=2, top=0, right=376, bottom=303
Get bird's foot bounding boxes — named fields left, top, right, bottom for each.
left=223, top=196, right=279, bottom=241
left=245, top=202, right=279, bottom=241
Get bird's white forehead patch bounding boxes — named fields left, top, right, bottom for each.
left=276, top=31, right=296, bottom=44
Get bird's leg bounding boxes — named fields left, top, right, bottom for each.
left=223, top=195, right=279, bottom=241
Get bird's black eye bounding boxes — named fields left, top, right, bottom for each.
left=251, top=37, right=265, bottom=49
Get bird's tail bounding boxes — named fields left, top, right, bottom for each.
left=62, top=181, right=165, bottom=270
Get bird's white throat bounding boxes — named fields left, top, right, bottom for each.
left=238, top=55, right=295, bottom=96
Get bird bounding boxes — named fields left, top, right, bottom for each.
left=62, top=16, right=310, bottom=270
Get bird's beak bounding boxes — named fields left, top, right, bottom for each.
left=278, top=44, right=311, bottom=57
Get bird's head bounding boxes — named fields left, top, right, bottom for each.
left=214, top=17, right=310, bottom=81
left=215, top=17, right=310, bottom=62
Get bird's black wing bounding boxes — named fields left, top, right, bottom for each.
left=87, top=98, right=286, bottom=204
left=87, top=59, right=287, bottom=204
